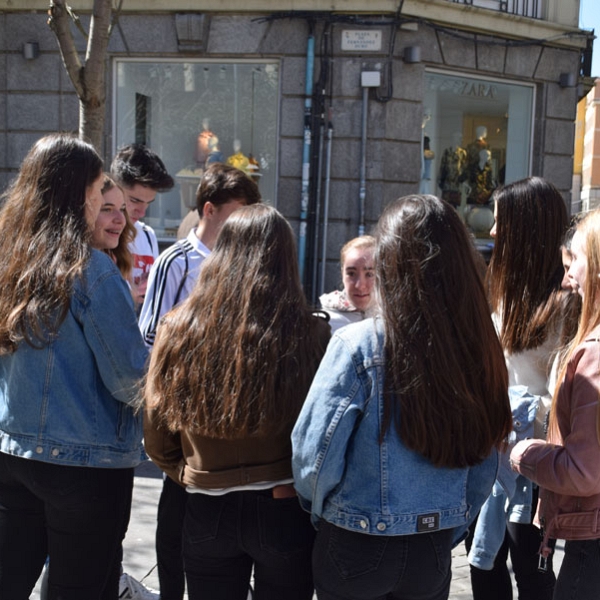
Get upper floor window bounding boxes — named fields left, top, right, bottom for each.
left=447, top=0, right=542, bottom=19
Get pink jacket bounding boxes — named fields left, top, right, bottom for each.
left=510, top=327, right=600, bottom=545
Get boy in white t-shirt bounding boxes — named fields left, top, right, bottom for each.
left=111, top=144, right=175, bottom=311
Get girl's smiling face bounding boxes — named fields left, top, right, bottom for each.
left=91, top=185, right=127, bottom=251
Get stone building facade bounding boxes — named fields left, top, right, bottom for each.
left=0, top=1, right=592, bottom=294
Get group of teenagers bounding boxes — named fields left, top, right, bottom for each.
left=0, top=132, right=599, bottom=600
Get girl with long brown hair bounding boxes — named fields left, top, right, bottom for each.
left=0, top=134, right=148, bottom=599
left=292, top=194, right=511, bottom=600
left=511, top=209, right=600, bottom=600
left=143, top=204, right=330, bottom=600
left=469, top=176, right=568, bottom=600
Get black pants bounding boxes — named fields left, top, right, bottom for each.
left=555, top=539, right=600, bottom=600
left=183, top=489, right=315, bottom=600
left=312, top=520, right=453, bottom=600
left=156, top=474, right=187, bottom=600
left=0, top=451, right=134, bottom=600
left=466, top=488, right=555, bottom=600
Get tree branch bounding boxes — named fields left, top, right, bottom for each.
left=83, top=0, right=113, bottom=107
left=47, top=0, right=85, bottom=98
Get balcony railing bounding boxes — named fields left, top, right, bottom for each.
left=449, top=0, right=542, bottom=19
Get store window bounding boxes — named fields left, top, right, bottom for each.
left=113, top=59, right=280, bottom=241
left=422, top=71, right=534, bottom=242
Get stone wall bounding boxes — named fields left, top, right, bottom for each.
left=0, top=10, right=582, bottom=289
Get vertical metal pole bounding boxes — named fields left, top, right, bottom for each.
left=298, top=32, right=315, bottom=284
left=311, top=119, right=325, bottom=304
left=319, top=120, right=334, bottom=296
left=358, top=86, right=368, bottom=236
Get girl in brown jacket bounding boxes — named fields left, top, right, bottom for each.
left=144, top=204, right=330, bottom=600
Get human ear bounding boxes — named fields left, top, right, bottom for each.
left=203, top=201, right=215, bottom=219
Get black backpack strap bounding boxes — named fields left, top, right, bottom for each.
left=142, top=225, right=156, bottom=255
left=173, top=241, right=190, bottom=306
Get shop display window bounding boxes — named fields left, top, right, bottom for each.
left=113, top=59, right=279, bottom=241
left=422, top=71, right=534, bottom=242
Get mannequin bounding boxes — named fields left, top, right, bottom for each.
left=438, top=132, right=467, bottom=208
left=247, top=154, right=260, bottom=182
left=466, top=126, right=488, bottom=171
left=205, top=136, right=224, bottom=167
left=467, top=149, right=494, bottom=205
left=226, top=139, right=250, bottom=173
left=465, top=127, right=494, bottom=205
left=196, top=118, right=214, bottom=166
left=419, top=135, right=435, bottom=195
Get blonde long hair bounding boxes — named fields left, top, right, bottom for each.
left=549, top=209, right=600, bottom=442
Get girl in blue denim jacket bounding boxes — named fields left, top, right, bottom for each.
left=0, top=134, right=148, bottom=599
left=293, top=194, right=512, bottom=600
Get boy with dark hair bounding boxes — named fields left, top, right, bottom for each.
left=139, top=163, right=260, bottom=600
left=111, top=144, right=175, bottom=310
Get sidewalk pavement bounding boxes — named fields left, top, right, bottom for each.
left=32, top=460, right=564, bottom=599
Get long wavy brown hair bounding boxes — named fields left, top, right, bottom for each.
left=0, top=134, right=102, bottom=354
left=144, top=204, right=327, bottom=438
left=100, top=174, right=136, bottom=282
left=487, top=177, right=568, bottom=354
left=378, top=195, right=511, bottom=468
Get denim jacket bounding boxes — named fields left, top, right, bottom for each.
left=292, top=318, right=498, bottom=541
left=468, top=386, right=538, bottom=569
left=0, top=250, right=149, bottom=468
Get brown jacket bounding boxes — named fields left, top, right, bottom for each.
left=510, top=326, right=600, bottom=543
left=144, top=316, right=330, bottom=489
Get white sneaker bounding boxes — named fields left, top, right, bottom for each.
left=119, top=572, right=160, bottom=600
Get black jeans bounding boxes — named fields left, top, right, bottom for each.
left=183, top=489, right=315, bottom=600
left=466, top=486, right=555, bottom=600
left=0, top=451, right=134, bottom=600
left=156, top=474, right=187, bottom=600
left=554, top=539, right=600, bottom=600
left=312, top=520, right=453, bottom=600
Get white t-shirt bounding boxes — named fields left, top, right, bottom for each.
left=492, top=311, right=559, bottom=439
left=129, top=221, right=159, bottom=307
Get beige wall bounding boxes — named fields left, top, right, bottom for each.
left=580, top=80, right=600, bottom=210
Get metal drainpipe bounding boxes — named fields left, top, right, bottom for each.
left=311, top=116, right=325, bottom=304
left=358, top=85, right=368, bottom=237
left=297, top=30, right=315, bottom=284
left=319, top=118, right=334, bottom=297
left=358, top=71, right=381, bottom=236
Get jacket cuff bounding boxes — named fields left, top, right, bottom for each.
left=509, top=438, right=542, bottom=477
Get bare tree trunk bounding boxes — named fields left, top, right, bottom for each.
left=48, top=0, right=113, bottom=152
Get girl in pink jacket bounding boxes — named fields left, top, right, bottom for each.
left=511, top=209, right=600, bottom=600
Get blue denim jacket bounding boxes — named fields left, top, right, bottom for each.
left=468, top=386, right=537, bottom=569
left=292, top=318, right=498, bottom=541
left=0, top=250, right=148, bottom=468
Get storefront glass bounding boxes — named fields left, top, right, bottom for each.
left=423, top=71, right=534, bottom=242
left=113, top=59, right=280, bottom=241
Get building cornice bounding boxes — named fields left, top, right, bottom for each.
left=3, top=0, right=590, bottom=50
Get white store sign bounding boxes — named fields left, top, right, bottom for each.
left=341, top=30, right=382, bottom=52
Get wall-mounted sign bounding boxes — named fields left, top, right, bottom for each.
left=341, top=30, right=382, bottom=52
